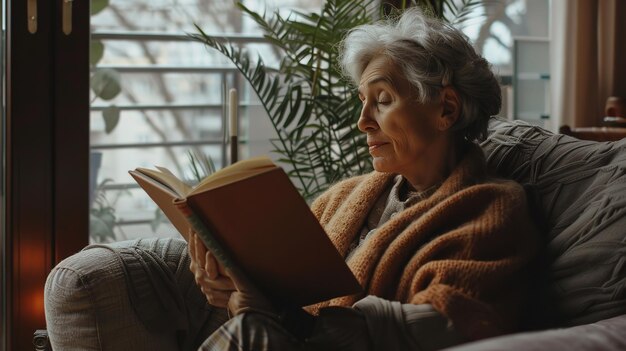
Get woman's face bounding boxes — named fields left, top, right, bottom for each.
left=357, top=55, right=446, bottom=179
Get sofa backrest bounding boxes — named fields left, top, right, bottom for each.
left=481, top=117, right=626, bottom=329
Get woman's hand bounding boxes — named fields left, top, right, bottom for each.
left=224, top=265, right=276, bottom=318
left=188, top=230, right=235, bottom=308
left=188, top=230, right=276, bottom=317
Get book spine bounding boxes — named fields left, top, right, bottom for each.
left=174, top=200, right=239, bottom=272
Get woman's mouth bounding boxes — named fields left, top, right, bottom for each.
left=368, top=143, right=388, bottom=152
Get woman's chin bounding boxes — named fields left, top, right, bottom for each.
left=372, top=158, right=394, bottom=173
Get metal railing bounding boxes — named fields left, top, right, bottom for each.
left=92, top=31, right=267, bottom=43
left=91, top=31, right=266, bottom=229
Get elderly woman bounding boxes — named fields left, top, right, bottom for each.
left=190, top=8, right=538, bottom=351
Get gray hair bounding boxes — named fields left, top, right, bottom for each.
left=339, top=8, right=501, bottom=141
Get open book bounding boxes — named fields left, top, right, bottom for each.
left=129, top=157, right=361, bottom=308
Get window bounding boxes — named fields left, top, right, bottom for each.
left=460, top=0, right=550, bottom=75
left=90, top=0, right=326, bottom=243
left=456, top=0, right=550, bottom=123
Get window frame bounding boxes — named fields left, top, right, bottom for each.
left=3, top=0, right=89, bottom=349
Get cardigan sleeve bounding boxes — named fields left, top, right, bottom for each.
left=353, top=295, right=465, bottom=351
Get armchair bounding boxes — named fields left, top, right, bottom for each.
left=44, top=118, right=626, bottom=350
left=446, top=117, right=626, bottom=350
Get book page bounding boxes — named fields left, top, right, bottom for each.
left=135, top=167, right=192, bottom=197
left=189, top=156, right=276, bottom=196
left=129, top=170, right=193, bottom=240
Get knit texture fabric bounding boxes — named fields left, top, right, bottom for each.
left=310, top=144, right=539, bottom=341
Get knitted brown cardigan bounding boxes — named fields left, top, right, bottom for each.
left=310, top=145, right=538, bottom=340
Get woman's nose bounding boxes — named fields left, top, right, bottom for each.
left=357, top=103, right=377, bottom=133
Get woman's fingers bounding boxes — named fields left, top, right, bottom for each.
left=223, top=267, right=253, bottom=293
left=189, top=238, right=234, bottom=290
left=201, top=245, right=227, bottom=279
left=196, top=272, right=236, bottom=308
left=203, top=289, right=230, bottom=308
left=197, top=274, right=236, bottom=291
left=223, top=268, right=276, bottom=316
left=187, top=231, right=237, bottom=308
left=205, top=251, right=219, bottom=279
left=227, top=290, right=272, bottom=316
left=193, top=234, right=207, bottom=269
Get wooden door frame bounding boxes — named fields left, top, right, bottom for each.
left=4, top=0, right=89, bottom=349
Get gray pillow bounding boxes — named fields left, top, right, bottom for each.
left=481, top=117, right=626, bottom=329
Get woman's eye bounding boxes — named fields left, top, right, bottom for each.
left=377, top=93, right=391, bottom=105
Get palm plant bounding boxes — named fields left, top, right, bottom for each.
left=190, top=0, right=482, bottom=200
left=191, top=0, right=377, bottom=201
left=408, top=0, right=484, bottom=24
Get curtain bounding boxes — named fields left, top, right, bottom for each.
left=551, top=0, right=626, bottom=129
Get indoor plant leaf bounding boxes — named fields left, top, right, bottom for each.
left=89, top=212, right=116, bottom=242
left=90, top=40, right=104, bottom=66
left=91, top=68, right=122, bottom=101
left=91, top=0, right=109, bottom=16
left=102, top=105, right=120, bottom=134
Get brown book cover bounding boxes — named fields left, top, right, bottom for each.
left=129, top=159, right=361, bottom=308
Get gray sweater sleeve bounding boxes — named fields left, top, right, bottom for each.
left=353, top=295, right=465, bottom=351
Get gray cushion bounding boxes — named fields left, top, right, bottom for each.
left=443, top=313, right=626, bottom=351
left=44, top=238, right=226, bottom=351
left=481, top=118, right=626, bottom=328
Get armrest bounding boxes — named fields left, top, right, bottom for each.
left=44, top=238, right=226, bottom=351
left=443, top=314, right=626, bottom=351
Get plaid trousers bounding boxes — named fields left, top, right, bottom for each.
left=199, top=307, right=371, bottom=351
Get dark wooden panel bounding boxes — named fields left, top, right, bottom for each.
left=5, top=0, right=89, bottom=349
left=6, top=0, right=55, bottom=349
left=54, top=0, right=89, bottom=262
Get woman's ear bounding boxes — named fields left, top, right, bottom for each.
left=437, top=87, right=461, bottom=131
